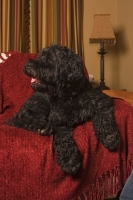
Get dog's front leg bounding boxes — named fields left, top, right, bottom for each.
left=88, top=90, right=120, bottom=151
left=53, top=127, right=81, bottom=175
left=92, top=97, right=120, bottom=150
left=91, top=108, right=119, bottom=151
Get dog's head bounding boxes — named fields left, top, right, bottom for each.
left=23, top=44, right=90, bottom=98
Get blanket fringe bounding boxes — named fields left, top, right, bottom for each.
left=76, top=159, right=133, bottom=200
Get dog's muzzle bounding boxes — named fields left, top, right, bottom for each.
left=23, top=61, right=37, bottom=78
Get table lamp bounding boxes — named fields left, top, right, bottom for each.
left=89, top=14, right=116, bottom=90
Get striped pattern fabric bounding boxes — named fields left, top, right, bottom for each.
left=0, top=0, right=84, bottom=57
left=0, top=0, right=25, bottom=52
left=22, top=0, right=30, bottom=52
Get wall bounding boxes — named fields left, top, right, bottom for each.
left=117, top=0, right=133, bottom=91
left=83, top=0, right=133, bottom=91
left=83, top=0, right=117, bottom=89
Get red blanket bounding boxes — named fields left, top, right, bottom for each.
left=0, top=52, right=133, bottom=200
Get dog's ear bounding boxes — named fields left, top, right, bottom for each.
left=56, top=54, right=87, bottom=98
left=60, top=54, right=85, bottom=82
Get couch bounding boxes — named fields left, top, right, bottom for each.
left=0, top=51, right=133, bottom=200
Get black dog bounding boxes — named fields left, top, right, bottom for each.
left=7, top=44, right=119, bottom=175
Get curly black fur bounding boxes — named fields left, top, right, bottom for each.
left=7, top=44, right=119, bottom=175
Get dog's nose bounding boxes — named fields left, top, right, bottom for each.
left=23, top=62, right=31, bottom=74
left=25, top=63, right=31, bottom=69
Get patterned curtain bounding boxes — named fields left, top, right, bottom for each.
left=0, top=0, right=84, bottom=57
left=0, top=0, right=25, bottom=52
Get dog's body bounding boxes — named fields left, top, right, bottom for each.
left=7, top=45, right=119, bottom=175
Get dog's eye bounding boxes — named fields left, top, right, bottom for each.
left=47, top=59, right=53, bottom=65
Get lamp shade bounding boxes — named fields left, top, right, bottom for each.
left=89, top=14, right=116, bottom=45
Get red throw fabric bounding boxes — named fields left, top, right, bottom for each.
left=0, top=52, right=133, bottom=200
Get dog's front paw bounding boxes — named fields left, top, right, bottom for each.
left=57, top=153, right=81, bottom=175
left=102, top=131, right=119, bottom=151
left=38, top=125, right=53, bottom=136
left=53, top=128, right=81, bottom=175
left=38, top=129, right=46, bottom=135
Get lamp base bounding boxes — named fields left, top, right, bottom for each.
left=96, top=82, right=110, bottom=91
